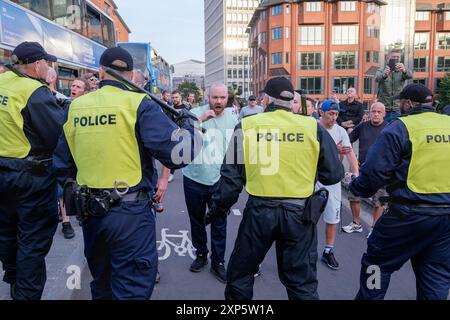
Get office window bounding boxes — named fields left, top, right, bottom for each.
left=437, top=33, right=450, bottom=50
left=367, top=26, right=371, bottom=37
left=238, top=69, right=243, bottom=78
left=271, top=52, right=282, bottom=65
left=374, top=27, right=380, bottom=39
left=299, top=52, right=322, bottom=70
left=333, top=25, right=358, bottom=45
left=413, top=79, right=427, bottom=86
left=333, top=77, right=356, bottom=94
left=261, top=10, right=267, bottom=20
left=373, top=51, right=379, bottom=63
left=286, top=4, right=290, bottom=14
left=366, top=51, right=371, bottom=63
left=228, top=69, right=232, bottom=78
left=286, top=52, right=289, bottom=64
left=238, top=55, right=243, bottom=64
left=306, top=1, right=321, bottom=12
left=299, top=26, right=324, bottom=45
left=286, top=27, right=289, bottom=39
left=437, top=56, right=450, bottom=72
left=272, top=5, right=282, bottom=16
left=340, top=1, right=356, bottom=12
left=415, top=11, right=429, bottom=21
left=436, top=78, right=443, bottom=93
left=446, top=11, right=450, bottom=20
left=413, top=57, right=427, bottom=72
left=363, top=77, right=373, bottom=95
left=333, top=52, right=357, bottom=69
left=233, top=69, right=237, bottom=78
left=272, top=27, right=282, bottom=40
left=104, top=2, right=111, bottom=14
left=233, top=56, right=237, bottom=65
left=298, top=77, right=323, bottom=94
left=414, top=33, right=429, bottom=50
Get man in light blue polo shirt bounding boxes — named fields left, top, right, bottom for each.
left=182, top=83, right=239, bottom=283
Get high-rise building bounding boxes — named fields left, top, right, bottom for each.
left=172, top=59, right=206, bottom=93
left=205, top=0, right=262, bottom=97
left=248, top=0, right=385, bottom=105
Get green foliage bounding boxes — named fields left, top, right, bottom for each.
left=176, top=81, right=203, bottom=104
left=436, top=73, right=450, bottom=113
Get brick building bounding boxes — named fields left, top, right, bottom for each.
left=248, top=0, right=387, bottom=105
left=90, top=0, right=131, bottom=42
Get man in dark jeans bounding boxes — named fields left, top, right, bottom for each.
left=335, top=88, right=365, bottom=134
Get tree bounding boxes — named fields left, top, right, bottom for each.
left=176, top=81, right=203, bottom=104
left=436, top=73, right=450, bottom=113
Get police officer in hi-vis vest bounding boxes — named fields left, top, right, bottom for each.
left=53, top=47, right=199, bottom=300
left=207, top=77, right=344, bottom=300
left=0, top=42, right=64, bottom=300
left=350, top=83, right=450, bottom=300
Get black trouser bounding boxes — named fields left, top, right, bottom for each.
left=225, top=196, right=319, bottom=300
left=0, top=165, right=58, bottom=300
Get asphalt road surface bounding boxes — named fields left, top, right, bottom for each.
left=71, top=170, right=420, bottom=300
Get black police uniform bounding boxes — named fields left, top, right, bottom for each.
left=0, top=42, right=63, bottom=300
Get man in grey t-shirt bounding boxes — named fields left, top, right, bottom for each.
left=239, top=95, right=264, bottom=120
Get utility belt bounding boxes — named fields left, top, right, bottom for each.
left=63, top=179, right=149, bottom=220
left=380, top=196, right=450, bottom=208
left=0, top=155, right=52, bottom=176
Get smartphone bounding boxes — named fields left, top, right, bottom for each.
left=301, top=95, right=308, bottom=116
left=388, top=59, right=397, bottom=70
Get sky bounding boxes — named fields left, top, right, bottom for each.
left=114, top=0, right=204, bottom=65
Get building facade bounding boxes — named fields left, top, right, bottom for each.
left=249, top=0, right=386, bottom=104
left=172, top=59, right=206, bottom=93
left=90, top=0, right=131, bottom=42
left=205, top=0, right=262, bottom=98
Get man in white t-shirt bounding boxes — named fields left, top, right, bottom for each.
left=317, top=100, right=359, bottom=270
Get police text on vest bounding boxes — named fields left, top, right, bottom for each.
left=73, top=114, right=117, bottom=127
left=426, top=135, right=450, bottom=143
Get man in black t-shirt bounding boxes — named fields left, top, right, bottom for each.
left=342, top=102, right=387, bottom=237
left=336, top=88, right=365, bottom=134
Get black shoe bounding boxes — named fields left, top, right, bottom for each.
left=210, top=262, right=227, bottom=284
left=321, top=251, right=339, bottom=270
left=62, top=222, right=75, bottom=239
left=155, top=271, right=160, bottom=284
left=190, top=254, right=208, bottom=272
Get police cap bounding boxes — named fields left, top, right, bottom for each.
left=263, top=77, right=294, bottom=101
left=11, top=42, right=57, bottom=64
left=392, top=83, right=433, bottom=103
left=100, top=47, right=134, bottom=72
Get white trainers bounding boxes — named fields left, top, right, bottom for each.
left=342, top=222, right=363, bottom=233
left=168, top=174, right=174, bottom=183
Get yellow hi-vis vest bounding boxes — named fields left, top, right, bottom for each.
left=399, top=112, right=450, bottom=194
left=241, top=110, right=320, bottom=198
left=64, top=85, right=147, bottom=189
left=0, top=71, right=46, bottom=158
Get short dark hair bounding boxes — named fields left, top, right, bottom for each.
left=390, top=48, right=402, bottom=54
left=162, top=90, right=169, bottom=95
left=172, top=90, right=181, bottom=95
left=73, top=78, right=91, bottom=92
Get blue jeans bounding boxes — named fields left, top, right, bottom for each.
left=356, top=207, right=450, bottom=300
left=183, top=176, right=226, bottom=264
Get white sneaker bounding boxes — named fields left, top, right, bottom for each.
left=168, top=174, right=174, bottom=183
left=342, top=222, right=363, bottom=233
left=367, top=227, right=373, bottom=239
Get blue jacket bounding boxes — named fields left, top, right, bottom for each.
left=53, top=80, right=200, bottom=194
left=350, top=106, right=450, bottom=214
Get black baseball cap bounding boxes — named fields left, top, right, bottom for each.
left=11, top=41, right=57, bottom=64
left=248, top=95, right=257, bottom=100
left=392, top=83, right=433, bottom=103
left=100, top=47, right=133, bottom=72
left=263, top=77, right=294, bottom=101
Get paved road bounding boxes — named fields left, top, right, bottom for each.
left=71, top=170, right=418, bottom=300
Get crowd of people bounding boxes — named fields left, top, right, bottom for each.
left=0, top=42, right=449, bottom=301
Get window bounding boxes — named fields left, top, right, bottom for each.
left=373, top=51, right=379, bottom=63
left=261, top=10, right=267, bottom=20
left=233, top=56, right=238, bottom=65
left=437, top=56, right=450, bottom=72
left=413, top=57, right=427, bottom=72
left=52, top=0, right=86, bottom=34
left=104, top=2, right=111, bottom=14
left=367, top=26, right=371, bottom=37
left=286, top=4, right=290, bottom=14
left=286, top=52, right=289, bottom=64
left=333, top=25, right=358, bottom=45
left=14, top=0, right=52, bottom=19
left=446, top=11, right=450, bottom=21
left=436, top=78, right=443, bottom=93
left=333, top=77, right=356, bottom=94
left=86, top=5, right=103, bottom=44
left=271, top=52, right=282, bottom=65
left=437, top=33, right=450, bottom=50
left=298, top=77, right=323, bottom=94
left=272, top=5, right=282, bottom=16
left=286, top=27, right=290, bottom=39
left=299, top=52, right=322, bottom=70
left=415, top=11, right=429, bottom=21
left=272, top=27, right=282, bottom=40
left=333, top=52, right=357, bottom=69
left=414, top=33, right=429, bottom=50
left=340, top=1, right=356, bottom=12
left=262, top=32, right=267, bottom=43
left=363, top=77, right=373, bottom=94
left=238, top=69, right=243, bottom=78
left=233, top=69, right=237, bottom=78
left=374, top=27, right=380, bottom=39
left=299, top=26, right=324, bottom=45
left=366, top=51, right=371, bottom=63
left=413, top=79, right=427, bottom=86
left=228, top=69, right=232, bottom=78
left=438, top=13, right=443, bottom=21
left=306, top=1, right=321, bottom=12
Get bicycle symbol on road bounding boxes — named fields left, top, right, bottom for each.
left=157, top=228, right=196, bottom=261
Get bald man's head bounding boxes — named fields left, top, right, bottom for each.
left=369, top=102, right=386, bottom=126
